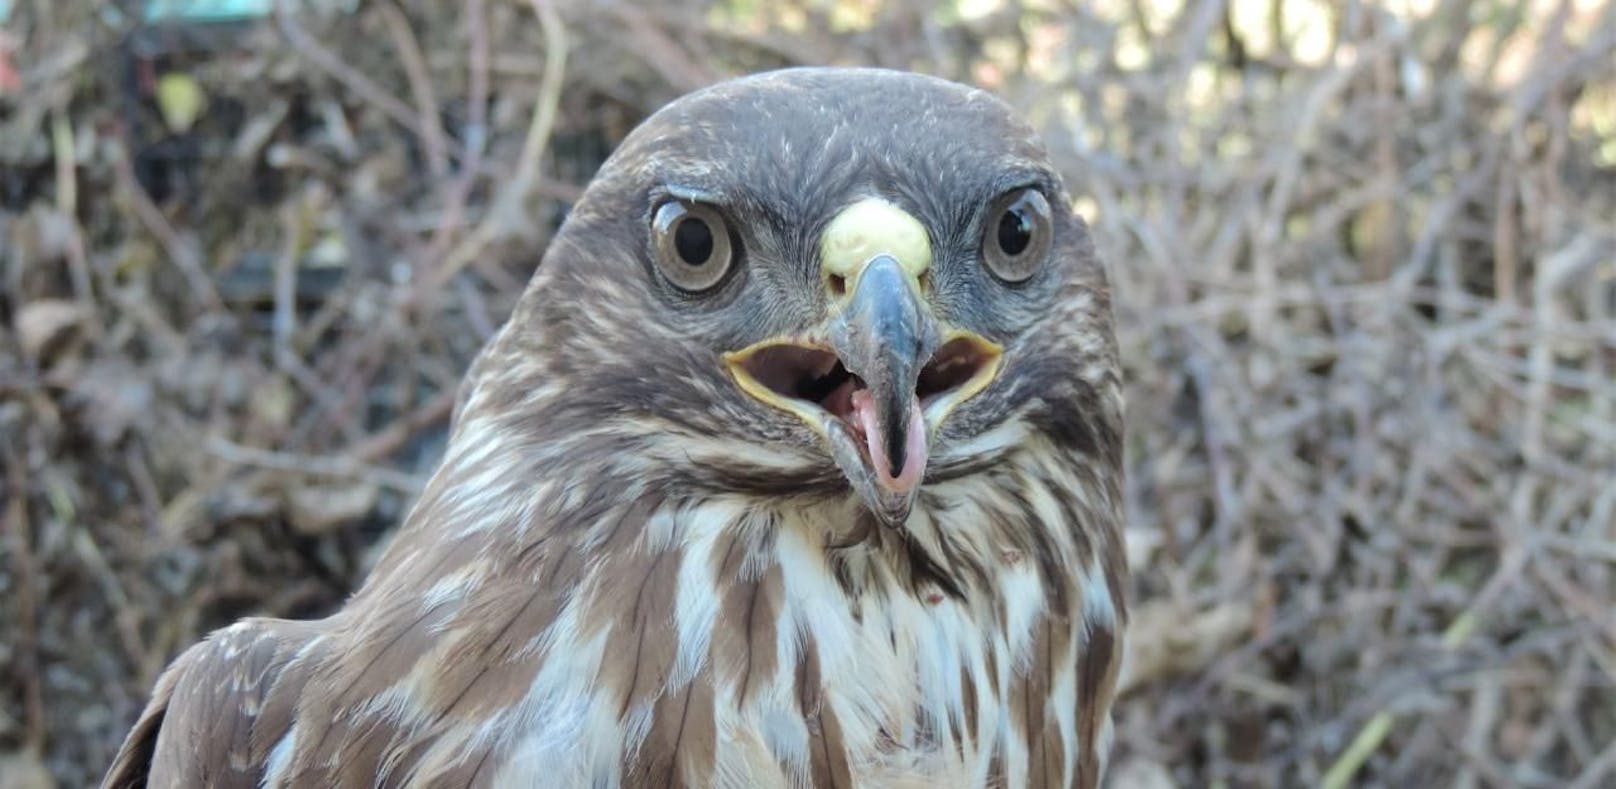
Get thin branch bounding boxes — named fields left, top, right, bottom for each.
left=379, top=0, right=449, bottom=178
left=418, top=0, right=568, bottom=295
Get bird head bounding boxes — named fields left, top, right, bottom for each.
left=479, top=68, right=1118, bottom=531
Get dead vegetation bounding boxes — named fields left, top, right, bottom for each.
left=2, top=1, right=1614, bottom=786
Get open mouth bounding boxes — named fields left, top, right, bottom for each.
left=726, top=333, right=1002, bottom=465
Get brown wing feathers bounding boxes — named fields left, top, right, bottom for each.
left=102, top=619, right=319, bottom=789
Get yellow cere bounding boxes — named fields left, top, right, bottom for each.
left=819, top=198, right=932, bottom=291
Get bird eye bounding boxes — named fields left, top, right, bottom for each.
left=982, top=188, right=1052, bottom=283
left=652, top=201, right=734, bottom=292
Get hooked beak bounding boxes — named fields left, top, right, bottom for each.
left=827, top=254, right=931, bottom=489
left=724, top=198, right=1002, bottom=526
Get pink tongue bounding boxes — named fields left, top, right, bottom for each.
left=850, top=389, right=928, bottom=493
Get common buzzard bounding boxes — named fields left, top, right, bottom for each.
left=105, top=67, right=1127, bottom=789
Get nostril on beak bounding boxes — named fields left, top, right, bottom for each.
left=827, top=273, right=847, bottom=297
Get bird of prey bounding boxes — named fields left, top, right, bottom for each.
left=105, top=67, right=1126, bottom=788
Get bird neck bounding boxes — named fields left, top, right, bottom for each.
left=339, top=405, right=1123, bottom=785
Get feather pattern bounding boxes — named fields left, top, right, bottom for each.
left=105, top=67, right=1126, bottom=789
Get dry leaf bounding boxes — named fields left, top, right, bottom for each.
left=155, top=72, right=206, bottom=133
left=1118, top=598, right=1255, bottom=694
left=1105, top=758, right=1176, bottom=789
left=14, top=300, right=86, bottom=362
left=288, top=481, right=380, bottom=535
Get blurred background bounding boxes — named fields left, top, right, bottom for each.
left=1, top=0, right=1613, bottom=786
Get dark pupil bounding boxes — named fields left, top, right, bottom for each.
left=997, top=208, right=1033, bottom=256
left=674, top=217, right=715, bottom=265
